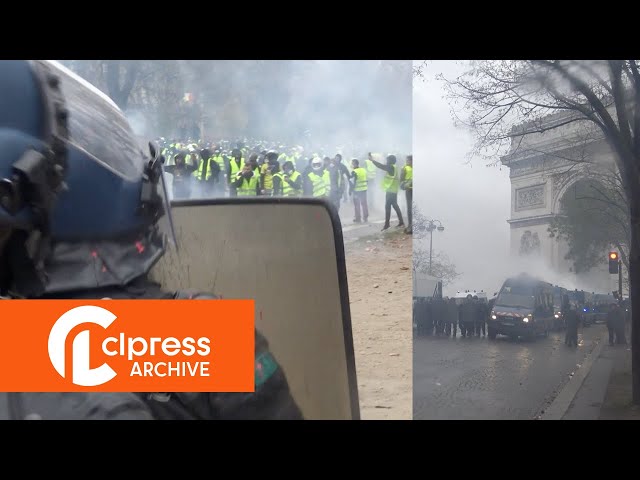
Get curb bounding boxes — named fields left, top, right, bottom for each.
left=538, top=332, right=606, bottom=420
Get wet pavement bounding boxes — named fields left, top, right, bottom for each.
left=341, top=218, right=388, bottom=242
left=338, top=193, right=409, bottom=244
left=413, top=324, right=607, bottom=420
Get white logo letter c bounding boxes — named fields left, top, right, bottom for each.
left=48, top=305, right=118, bottom=387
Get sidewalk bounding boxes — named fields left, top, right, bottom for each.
left=598, top=342, right=640, bottom=420
left=562, top=323, right=640, bottom=420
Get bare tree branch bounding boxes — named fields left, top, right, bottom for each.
left=609, top=61, right=633, bottom=147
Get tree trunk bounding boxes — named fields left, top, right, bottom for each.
left=630, top=185, right=640, bottom=404
left=105, top=61, right=123, bottom=107
left=104, top=60, right=139, bottom=111
left=118, top=61, right=140, bottom=111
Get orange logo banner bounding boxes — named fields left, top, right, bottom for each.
left=0, top=300, right=255, bottom=392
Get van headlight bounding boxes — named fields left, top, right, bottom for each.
left=554, top=314, right=559, bottom=319
left=523, top=318, right=529, bottom=323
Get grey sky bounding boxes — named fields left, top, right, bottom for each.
left=413, top=60, right=512, bottom=296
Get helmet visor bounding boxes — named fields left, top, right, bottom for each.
left=45, top=61, right=144, bottom=181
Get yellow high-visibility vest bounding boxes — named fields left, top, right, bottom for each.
left=282, top=171, right=302, bottom=197
left=237, top=174, right=258, bottom=196
left=308, top=170, right=330, bottom=197
left=353, top=167, right=368, bottom=192
left=383, top=165, right=399, bottom=193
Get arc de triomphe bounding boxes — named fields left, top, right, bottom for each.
left=500, top=113, right=617, bottom=294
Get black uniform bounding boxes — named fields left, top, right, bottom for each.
left=475, top=300, right=487, bottom=337
left=415, top=297, right=433, bottom=336
left=0, top=392, right=153, bottom=420
left=432, top=298, right=446, bottom=336
left=607, top=304, right=626, bottom=345
left=41, top=278, right=304, bottom=420
left=424, top=299, right=434, bottom=336
left=445, top=299, right=458, bottom=338
left=458, top=299, right=476, bottom=338
left=414, top=298, right=425, bottom=335
left=564, top=309, right=579, bottom=347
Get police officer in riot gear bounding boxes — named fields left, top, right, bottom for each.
left=564, top=299, right=579, bottom=347
left=459, top=294, right=476, bottom=338
left=445, top=297, right=458, bottom=338
left=473, top=295, right=487, bottom=337
left=0, top=60, right=155, bottom=420
left=607, top=302, right=626, bottom=346
left=432, top=296, right=446, bottom=336
left=424, top=297, right=434, bottom=336
left=0, top=60, right=303, bottom=420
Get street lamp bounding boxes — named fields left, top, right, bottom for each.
left=426, top=219, right=445, bottom=275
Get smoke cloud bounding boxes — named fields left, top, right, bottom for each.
left=175, top=60, right=412, bottom=156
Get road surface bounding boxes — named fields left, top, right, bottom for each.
left=338, top=190, right=409, bottom=244
left=413, top=324, right=607, bottom=420
left=341, top=219, right=388, bottom=242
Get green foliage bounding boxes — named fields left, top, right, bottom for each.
left=548, top=176, right=629, bottom=273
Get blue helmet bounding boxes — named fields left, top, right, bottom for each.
left=0, top=60, right=168, bottom=247
left=0, top=60, right=68, bottom=235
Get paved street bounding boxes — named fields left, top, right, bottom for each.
left=341, top=218, right=388, bottom=242
left=338, top=193, right=409, bottom=244
left=413, top=324, right=607, bottom=420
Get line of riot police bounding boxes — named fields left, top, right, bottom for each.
left=414, top=293, right=489, bottom=339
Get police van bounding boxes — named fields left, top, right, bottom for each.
left=552, top=285, right=568, bottom=330
left=488, top=274, right=554, bottom=340
left=584, top=292, right=615, bottom=324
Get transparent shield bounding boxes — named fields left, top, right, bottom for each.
left=43, top=60, right=144, bottom=181
left=157, top=162, right=177, bottom=249
left=148, top=198, right=359, bottom=420
left=147, top=141, right=177, bottom=250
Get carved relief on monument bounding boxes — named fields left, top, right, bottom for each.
left=515, top=184, right=545, bottom=211
left=552, top=173, right=566, bottom=194
left=507, top=145, right=585, bottom=178
left=519, top=230, right=541, bottom=256
left=510, top=159, right=542, bottom=177
left=507, top=155, right=554, bottom=177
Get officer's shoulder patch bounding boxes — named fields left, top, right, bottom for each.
left=255, top=351, right=278, bottom=388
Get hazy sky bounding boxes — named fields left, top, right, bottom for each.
left=413, top=60, right=512, bottom=296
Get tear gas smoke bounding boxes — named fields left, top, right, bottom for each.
left=62, top=60, right=413, bottom=215
left=125, top=110, right=153, bottom=139
left=175, top=60, right=412, bottom=156
left=415, top=60, right=618, bottom=300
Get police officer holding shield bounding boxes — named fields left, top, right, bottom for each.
left=0, top=60, right=303, bottom=420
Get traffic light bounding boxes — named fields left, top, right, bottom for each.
left=609, top=251, right=619, bottom=274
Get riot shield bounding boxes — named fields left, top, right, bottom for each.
left=149, top=197, right=360, bottom=420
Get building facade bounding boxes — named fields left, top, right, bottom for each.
left=500, top=113, right=618, bottom=294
